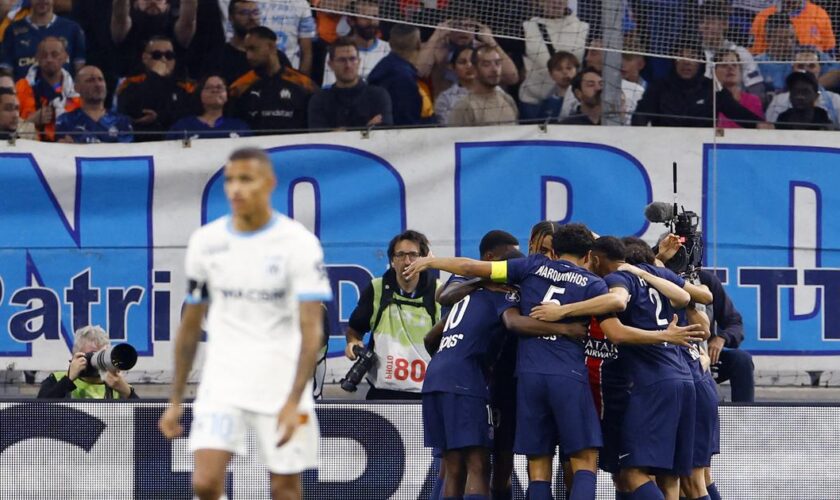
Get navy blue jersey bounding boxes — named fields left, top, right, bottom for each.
left=497, top=254, right=608, bottom=380
left=55, top=109, right=134, bottom=143
left=604, top=263, right=692, bottom=387
left=676, top=309, right=704, bottom=381
left=1, top=16, right=86, bottom=79
left=422, top=287, right=518, bottom=399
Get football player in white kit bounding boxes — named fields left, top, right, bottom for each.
left=158, top=147, right=332, bottom=500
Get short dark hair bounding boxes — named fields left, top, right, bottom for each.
left=479, top=230, right=519, bottom=256
left=328, top=37, right=359, bottom=59
left=470, top=44, right=498, bottom=67
left=571, top=66, right=600, bottom=92
left=0, top=87, right=15, bottom=97
left=621, top=236, right=656, bottom=265
left=228, top=0, right=256, bottom=18
left=387, top=230, right=430, bottom=260
left=229, top=147, right=270, bottom=165
left=786, top=70, right=819, bottom=93
left=450, top=45, right=473, bottom=65
left=699, top=0, right=729, bottom=20
left=388, top=24, right=420, bottom=53
left=591, top=236, right=626, bottom=261
left=247, top=26, right=278, bottom=43
left=547, top=50, right=579, bottom=72
left=713, top=48, right=740, bottom=63
left=145, top=35, right=174, bottom=50
left=767, top=12, right=792, bottom=32
left=553, top=223, right=595, bottom=258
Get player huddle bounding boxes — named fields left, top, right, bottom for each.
left=406, top=222, right=723, bottom=500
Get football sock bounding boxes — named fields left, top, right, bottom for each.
left=526, top=480, right=552, bottom=500
left=629, top=481, right=665, bottom=500
left=441, top=497, right=462, bottom=500
left=569, top=470, right=597, bottom=500
left=616, top=492, right=631, bottom=500
left=707, top=483, right=721, bottom=500
left=431, top=476, right=444, bottom=500
left=693, top=496, right=711, bottom=500
left=464, top=495, right=489, bottom=500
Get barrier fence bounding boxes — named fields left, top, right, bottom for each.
left=1, top=400, right=838, bottom=499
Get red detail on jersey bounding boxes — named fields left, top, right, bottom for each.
left=586, top=317, right=604, bottom=417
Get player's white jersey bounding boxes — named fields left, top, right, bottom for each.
left=184, top=212, right=332, bottom=414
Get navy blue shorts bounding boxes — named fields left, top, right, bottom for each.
left=620, top=379, right=696, bottom=477
left=513, top=372, right=603, bottom=457
left=423, top=392, right=493, bottom=451
left=491, top=379, right=517, bottom=454
left=599, top=383, right=630, bottom=474
left=693, top=373, right=720, bottom=467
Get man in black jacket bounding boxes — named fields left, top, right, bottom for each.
left=699, top=269, right=755, bottom=402
left=632, top=45, right=763, bottom=127
left=308, top=37, right=392, bottom=130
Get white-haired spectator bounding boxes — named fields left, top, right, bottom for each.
left=37, top=325, right=139, bottom=399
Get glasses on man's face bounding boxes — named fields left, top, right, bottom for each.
left=393, top=251, right=420, bottom=261
left=235, top=8, right=260, bottom=17
left=148, top=50, right=176, bottom=61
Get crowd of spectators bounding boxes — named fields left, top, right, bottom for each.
left=1, top=0, right=839, bottom=143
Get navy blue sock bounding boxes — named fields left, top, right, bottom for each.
left=629, top=481, right=665, bottom=500
left=526, top=480, right=552, bottom=500
left=441, top=497, right=462, bottom=500
left=569, top=470, right=596, bottom=500
left=616, top=492, right=631, bottom=500
left=431, top=475, right=444, bottom=500
left=464, top=495, right=489, bottom=500
left=491, top=487, right=512, bottom=500
left=692, top=496, right=711, bottom=500
left=707, top=483, right=721, bottom=500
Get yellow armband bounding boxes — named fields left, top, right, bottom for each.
left=490, top=261, right=508, bottom=283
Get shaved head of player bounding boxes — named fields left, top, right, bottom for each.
left=224, top=147, right=277, bottom=229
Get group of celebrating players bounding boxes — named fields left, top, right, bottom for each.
left=408, top=222, right=723, bottom=500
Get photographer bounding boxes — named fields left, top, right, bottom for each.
left=38, top=325, right=138, bottom=399
left=344, top=230, right=440, bottom=400
left=657, top=233, right=755, bottom=402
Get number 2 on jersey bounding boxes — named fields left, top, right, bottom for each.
left=648, top=288, right=669, bottom=327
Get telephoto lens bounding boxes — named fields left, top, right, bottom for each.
left=340, top=345, right=377, bottom=392
left=84, top=344, right=139, bottom=374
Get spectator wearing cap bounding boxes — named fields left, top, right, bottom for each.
left=15, top=36, right=80, bottom=141
left=434, top=46, right=475, bottom=125
left=518, top=0, right=588, bottom=120
left=766, top=48, right=840, bottom=125
left=750, top=0, right=835, bottom=55
left=321, top=0, right=390, bottom=88
left=56, top=65, right=134, bottom=143
left=111, top=0, right=198, bottom=76
left=116, top=36, right=195, bottom=141
left=229, top=26, right=316, bottom=133
left=0, top=0, right=85, bottom=80
left=448, top=44, right=518, bottom=126
left=754, top=13, right=800, bottom=95
left=698, top=0, right=764, bottom=98
left=308, top=37, right=391, bottom=129
left=713, top=49, right=768, bottom=128
left=774, top=66, right=834, bottom=129
left=166, top=74, right=251, bottom=139
left=367, top=24, right=434, bottom=126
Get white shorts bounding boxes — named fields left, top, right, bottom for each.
left=188, top=402, right=319, bottom=475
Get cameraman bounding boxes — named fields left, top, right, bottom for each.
left=657, top=234, right=755, bottom=402
left=344, top=230, right=440, bottom=400
left=38, top=325, right=139, bottom=399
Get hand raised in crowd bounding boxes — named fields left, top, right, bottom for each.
left=367, top=114, right=383, bottom=127
left=67, top=352, right=88, bottom=381
left=707, top=335, right=725, bottom=365
left=476, top=23, right=496, bottom=46
left=344, top=338, right=364, bottom=360
left=29, top=105, right=55, bottom=126
left=158, top=404, right=184, bottom=439
left=661, top=314, right=707, bottom=347
left=656, top=233, right=682, bottom=263
left=104, top=370, right=132, bottom=398
left=529, top=302, right=570, bottom=321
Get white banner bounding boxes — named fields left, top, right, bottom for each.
left=1, top=125, right=839, bottom=373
